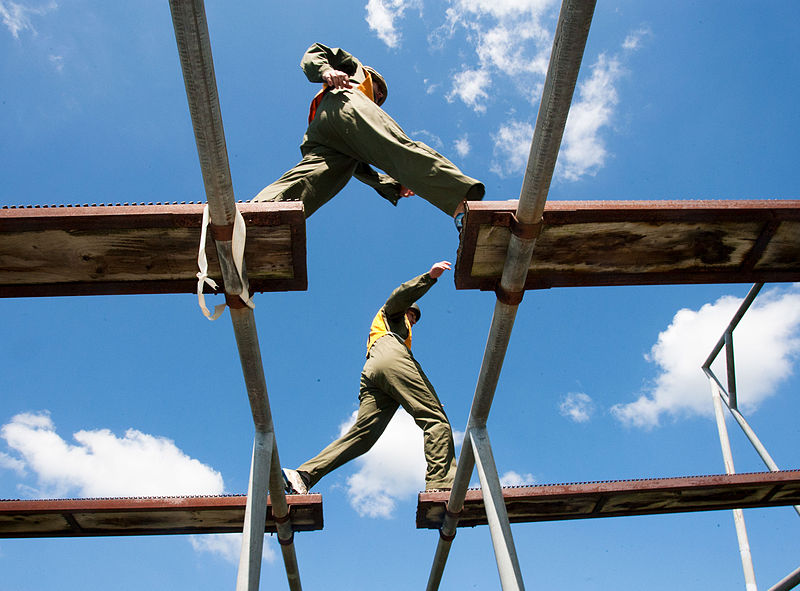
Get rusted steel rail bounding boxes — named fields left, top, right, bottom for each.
left=0, top=493, right=323, bottom=538
left=418, top=471, right=800, bottom=528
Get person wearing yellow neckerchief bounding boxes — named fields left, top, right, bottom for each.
left=282, top=261, right=457, bottom=495
left=252, top=43, right=484, bottom=229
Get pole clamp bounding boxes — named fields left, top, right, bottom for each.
left=439, top=529, right=457, bottom=542
left=209, top=222, right=234, bottom=241
left=495, top=284, right=525, bottom=306
left=273, top=512, right=291, bottom=525
left=510, top=214, right=543, bottom=240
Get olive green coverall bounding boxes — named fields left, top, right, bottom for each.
left=296, top=272, right=457, bottom=491
left=252, top=42, right=485, bottom=217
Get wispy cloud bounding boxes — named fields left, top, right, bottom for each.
left=446, top=68, right=491, bottom=113
left=490, top=118, right=533, bottom=177
left=454, top=134, right=471, bottom=157
left=471, top=470, right=535, bottom=489
left=189, top=533, right=277, bottom=565
left=0, top=0, right=56, bottom=39
left=622, top=26, right=651, bottom=51
left=611, top=285, right=800, bottom=429
left=557, top=52, right=622, bottom=181
left=499, top=470, right=535, bottom=487
left=1, top=411, right=224, bottom=498
left=488, top=28, right=648, bottom=180
left=441, top=0, right=557, bottom=112
left=365, top=0, right=420, bottom=48
left=559, top=392, right=595, bottom=423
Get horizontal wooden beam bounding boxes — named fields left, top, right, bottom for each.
left=416, top=470, right=800, bottom=528
left=0, top=493, right=322, bottom=538
left=0, top=202, right=307, bottom=297
left=456, top=199, right=800, bottom=291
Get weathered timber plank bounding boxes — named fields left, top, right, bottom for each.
left=416, top=470, right=800, bottom=528
left=0, top=202, right=307, bottom=297
left=455, top=199, right=800, bottom=290
left=0, top=493, right=323, bottom=537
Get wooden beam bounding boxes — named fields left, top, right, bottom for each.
left=0, top=202, right=306, bottom=297
left=416, top=470, right=800, bottom=528
left=0, top=493, right=322, bottom=538
left=455, top=199, right=800, bottom=291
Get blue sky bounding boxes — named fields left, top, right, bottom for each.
left=2, top=1, right=799, bottom=589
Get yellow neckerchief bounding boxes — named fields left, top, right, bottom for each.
left=308, top=70, right=376, bottom=124
left=366, top=309, right=412, bottom=354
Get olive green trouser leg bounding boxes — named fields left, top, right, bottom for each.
left=362, top=337, right=457, bottom=489
left=251, top=146, right=357, bottom=217
left=297, top=376, right=399, bottom=488
left=308, top=90, right=484, bottom=217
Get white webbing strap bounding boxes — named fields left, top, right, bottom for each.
left=196, top=204, right=255, bottom=321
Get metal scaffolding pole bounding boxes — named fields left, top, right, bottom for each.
left=708, top=378, right=758, bottom=591
left=168, top=1, right=301, bottom=590
left=426, top=1, right=596, bottom=589
left=702, top=284, right=800, bottom=518
left=702, top=282, right=800, bottom=591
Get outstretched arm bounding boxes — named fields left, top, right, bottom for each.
left=383, top=261, right=452, bottom=317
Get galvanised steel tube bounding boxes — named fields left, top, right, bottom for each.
left=169, top=0, right=235, bottom=228
left=169, top=0, right=244, bottom=294
left=703, top=283, right=764, bottom=370
left=471, top=427, right=525, bottom=590
left=237, top=431, right=274, bottom=591
left=427, top=1, right=597, bottom=588
left=169, top=1, right=301, bottom=588
left=708, top=377, right=758, bottom=591
left=703, top=368, right=800, bottom=519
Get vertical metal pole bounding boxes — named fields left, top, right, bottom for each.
left=237, top=431, right=274, bottom=591
left=471, top=427, right=525, bottom=590
left=708, top=378, right=758, bottom=591
left=725, top=331, right=738, bottom=410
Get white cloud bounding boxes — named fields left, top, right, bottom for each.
left=454, top=135, right=471, bottom=158
left=559, top=392, right=595, bottom=423
left=490, top=118, right=533, bottom=177
left=499, top=470, right=535, bottom=487
left=189, top=533, right=277, bottom=565
left=0, top=0, right=56, bottom=39
left=611, top=286, right=800, bottom=429
left=622, top=26, right=651, bottom=51
left=557, top=52, right=622, bottom=181
left=0, top=450, right=26, bottom=474
left=1, top=411, right=224, bottom=498
left=441, top=0, right=556, bottom=111
left=343, top=410, right=426, bottom=517
left=470, top=470, right=535, bottom=489
left=365, top=0, right=419, bottom=48
left=446, top=68, right=491, bottom=113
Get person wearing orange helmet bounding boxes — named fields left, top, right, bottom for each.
left=253, top=43, right=484, bottom=229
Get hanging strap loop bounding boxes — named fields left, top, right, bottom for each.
left=196, top=204, right=255, bottom=320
